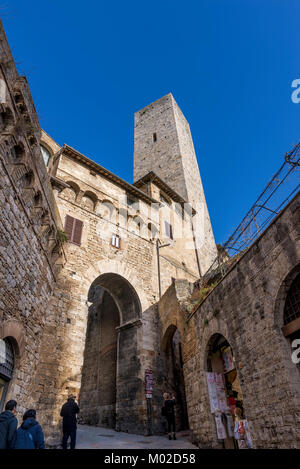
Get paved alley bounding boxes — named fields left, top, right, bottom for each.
left=76, top=425, right=198, bottom=449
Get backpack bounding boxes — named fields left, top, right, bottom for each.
left=12, top=427, right=35, bottom=449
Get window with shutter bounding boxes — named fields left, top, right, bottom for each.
left=164, top=221, right=173, bottom=240
left=64, top=215, right=83, bottom=246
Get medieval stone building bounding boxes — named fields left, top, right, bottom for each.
left=0, top=21, right=299, bottom=449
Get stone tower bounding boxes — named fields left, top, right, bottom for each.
left=133, top=93, right=217, bottom=275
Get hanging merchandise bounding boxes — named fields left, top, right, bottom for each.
left=224, top=411, right=234, bottom=438
left=206, top=372, right=219, bottom=413
left=222, top=346, right=235, bottom=373
left=214, top=412, right=227, bottom=439
left=214, top=373, right=229, bottom=412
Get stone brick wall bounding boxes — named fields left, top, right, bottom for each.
left=183, top=193, right=300, bottom=448
left=0, top=21, right=62, bottom=425
left=133, top=93, right=218, bottom=274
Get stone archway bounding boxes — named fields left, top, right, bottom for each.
left=79, top=273, right=143, bottom=432
left=0, top=320, right=24, bottom=411
left=204, top=332, right=250, bottom=449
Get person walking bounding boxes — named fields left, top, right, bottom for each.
left=60, top=394, right=80, bottom=449
left=12, top=409, right=45, bottom=449
left=0, top=400, right=18, bottom=449
left=162, top=392, right=176, bottom=440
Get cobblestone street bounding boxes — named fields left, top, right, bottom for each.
left=76, top=425, right=198, bottom=449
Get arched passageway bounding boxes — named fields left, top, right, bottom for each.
left=162, top=325, right=189, bottom=432
left=79, top=273, right=142, bottom=431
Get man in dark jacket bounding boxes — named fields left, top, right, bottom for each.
left=162, top=393, right=176, bottom=440
left=60, top=394, right=80, bottom=449
left=0, top=400, right=18, bottom=449
left=11, top=409, right=45, bottom=449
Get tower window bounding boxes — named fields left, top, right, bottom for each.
left=112, top=234, right=121, bottom=248
left=153, top=133, right=157, bottom=143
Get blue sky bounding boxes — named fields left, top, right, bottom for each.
left=2, top=0, right=299, bottom=244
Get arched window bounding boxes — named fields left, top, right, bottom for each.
left=40, top=145, right=51, bottom=167
left=0, top=338, right=15, bottom=411
left=284, top=273, right=300, bottom=325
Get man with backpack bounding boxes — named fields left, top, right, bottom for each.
left=0, top=400, right=18, bottom=449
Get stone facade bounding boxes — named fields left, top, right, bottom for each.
left=34, top=117, right=208, bottom=441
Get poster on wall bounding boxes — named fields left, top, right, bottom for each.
left=206, top=372, right=229, bottom=413
left=214, top=412, right=227, bottom=439
left=206, top=372, right=219, bottom=412
left=222, top=346, right=235, bottom=373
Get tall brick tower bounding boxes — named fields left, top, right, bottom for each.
left=133, top=93, right=217, bottom=275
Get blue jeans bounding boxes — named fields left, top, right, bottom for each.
left=62, top=429, right=76, bottom=449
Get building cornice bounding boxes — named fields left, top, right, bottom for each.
left=61, top=144, right=159, bottom=206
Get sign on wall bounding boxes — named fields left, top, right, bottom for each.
left=145, top=369, right=154, bottom=399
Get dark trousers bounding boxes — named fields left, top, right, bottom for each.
left=62, top=428, right=77, bottom=449
left=166, top=414, right=176, bottom=434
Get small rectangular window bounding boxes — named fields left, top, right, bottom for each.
left=64, top=215, right=83, bottom=246
left=112, top=234, right=121, bottom=248
left=164, top=221, right=173, bottom=240
left=153, top=132, right=157, bottom=142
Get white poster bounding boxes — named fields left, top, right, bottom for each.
left=206, top=372, right=219, bottom=412
left=206, top=372, right=229, bottom=413
left=214, top=412, right=227, bottom=440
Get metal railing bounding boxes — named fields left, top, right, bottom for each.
left=195, top=142, right=300, bottom=291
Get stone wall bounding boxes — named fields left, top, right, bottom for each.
left=0, top=20, right=62, bottom=425
left=133, top=93, right=218, bottom=274
left=182, top=193, right=300, bottom=448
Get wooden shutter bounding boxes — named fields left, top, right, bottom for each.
left=72, top=219, right=83, bottom=245
left=64, top=215, right=75, bottom=241
left=64, top=215, right=83, bottom=245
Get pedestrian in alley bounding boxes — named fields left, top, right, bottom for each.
left=11, top=409, right=45, bottom=449
left=162, top=392, right=176, bottom=440
left=0, top=400, right=18, bottom=449
left=60, top=394, right=80, bottom=449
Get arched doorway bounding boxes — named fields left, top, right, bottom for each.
left=162, top=325, right=189, bottom=431
left=0, top=338, right=15, bottom=411
left=79, top=273, right=142, bottom=431
left=281, top=271, right=300, bottom=370
left=205, top=333, right=251, bottom=449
